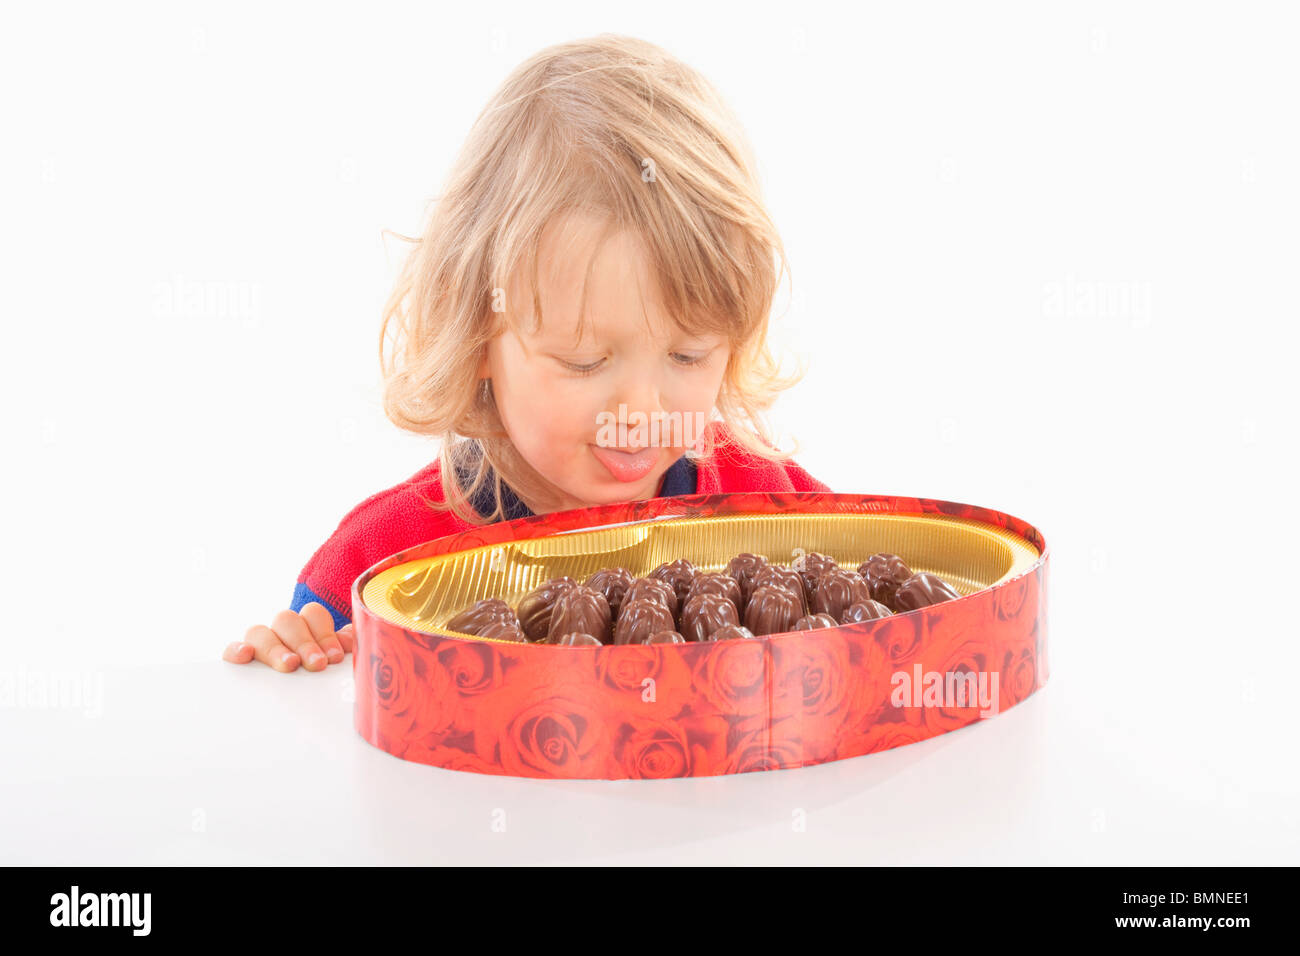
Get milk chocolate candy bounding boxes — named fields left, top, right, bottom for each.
left=516, top=576, right=578, bottom=642
left=685, top=571, right=743, bottom=614
left=894, top=572, right=961, bottom=611
left=643, top=630, right=686, bottom=645
left=614, top=598, right=676, bottom=645
left=725, top=552, right=770, bottom=607
left=549, top=631, right=604, bottom=647
left=793, top=613, right=839, bottom=630
left=445, top=598, right=518, bottom=636
left=743, top=585, right=803, bottom=637
left=752, top=564, right=809, bottom=613
left=622, top=576, right=679, bottom=620
left=650, top=558, right=698, bottom=604
left=858, top=553, right=913, bottom=610
left=548, top=585, right=612, bottom=645
left=679, top=592, right=741, bottom=643
left=477, top=620, right=529, bottom=642
left=584, top=567, right=635, bottom=619
left=839, top=600, right=893, bottom=624
left=813, top=568, right=871, bottom=621
left=709, top=624, right=757, bottom=641
left=792, top=551, right=839, bottom=596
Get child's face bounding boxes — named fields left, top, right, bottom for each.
left=481, top=212, right=730, bottom=511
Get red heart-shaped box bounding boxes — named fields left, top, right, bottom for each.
left=350, top=491, right=1049, bottom=779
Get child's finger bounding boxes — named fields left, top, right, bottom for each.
left=336, top=623, right=355, bottom=655
left=298, top=602, right=346, bottom=664
left=269, top=610, right=329, bottom=671
left=222, top=641, right=256, bottom=664
left=242, top=625, right=301, bottom=672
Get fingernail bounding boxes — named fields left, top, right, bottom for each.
left=281, top=653, right=300, bottom=669
left=327, top=649, right=343, bottom=663
left=308, top=652, right=325, bottom=667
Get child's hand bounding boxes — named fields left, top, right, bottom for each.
left=223, top=603, right=354, bottom=672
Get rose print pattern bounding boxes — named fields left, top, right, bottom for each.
left=351, top=492, right=1050, bottom=778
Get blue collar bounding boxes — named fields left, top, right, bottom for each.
left=454, top=446, right=697, bottom=520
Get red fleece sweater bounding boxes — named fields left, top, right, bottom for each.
left=292, top=423, right=830, bottom=624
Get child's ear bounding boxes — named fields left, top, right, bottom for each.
left=476, top=354, right=490, bottom=379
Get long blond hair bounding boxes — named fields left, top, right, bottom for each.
left=380, top=34, right=806, bottom=524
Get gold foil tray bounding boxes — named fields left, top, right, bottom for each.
left=362, top=511, right=1040, bottom=643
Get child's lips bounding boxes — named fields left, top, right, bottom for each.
left=589, top=443, right=659, bottom=483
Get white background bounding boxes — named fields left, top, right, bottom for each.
left=2, top=1, right=1296, bottom=864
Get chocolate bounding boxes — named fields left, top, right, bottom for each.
left=812, top=567, right=870, bottom=621
left=743, top=585, right=803, bottom=636
left=614, top=598, right=676, bottom=645
left=725, top=552, right=770, bottom=607
left=709, top=624, right=757, bottom=641
left=752, top=564, right=809, bottom=613
left=584, top=566, right=634, bottom=619
left=547, top=585, right=612, bottom=645
left=858, top=553, right=913, bottom=610
left=548, top=631, right=603, bottom=647
left=839, top=600, right=893, bottom=624
left=894, top=572, right=961, bottom=611
left=643, top=630, right=686, bottom=645
left=793, top=613, right=839, bottom=630
left=679, top=592, right=741, bottom=643
left=516, top=576, right=578, bottom=642
left=445, top=597, right=518, bottom=636
left=622, top=576, right=679, bottom=620
left=685, top=571, right=743, bottom=614
left=792, top=551, right=839, bottom=596
left=477, top=620, right=528, bottom=642
left=649, top=558, right=698, bottom=604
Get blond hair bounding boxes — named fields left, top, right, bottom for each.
left=379, top=34, right=806, bottom=524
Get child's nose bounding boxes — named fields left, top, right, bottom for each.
left=613, top=377, right=667, bottom=443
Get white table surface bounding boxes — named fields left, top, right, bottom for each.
left=4, top=638, right=1293, bottom=865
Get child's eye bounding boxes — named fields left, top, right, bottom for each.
left=560, top=358, right=605, bottom=376
left=671, top=352, right=708, bottom=367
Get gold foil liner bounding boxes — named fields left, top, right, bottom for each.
left=362, top=511, right=1041, bottom=643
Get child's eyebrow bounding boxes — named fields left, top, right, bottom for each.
left=532, top=318, right=721, bottom=350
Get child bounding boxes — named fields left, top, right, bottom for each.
left=224, top=34, right=830, bottom=673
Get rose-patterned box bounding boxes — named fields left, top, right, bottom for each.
left=350, top=492, right=1049, bottom=779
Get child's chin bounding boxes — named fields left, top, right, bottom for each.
left=582, top=473, right=658, bottom=502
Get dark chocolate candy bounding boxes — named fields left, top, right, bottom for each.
left=725, top=552, right=770, bottom=607
left=516, top=576, right=578, bottom=642
left=477, top=620, right=528, bottom=642
left=548, top=631, right=603, bottom=647
left=679, top=592, right=741, bottom=643
left=752, top=564, right=809, bottom=613
left=622, top=577, right=679, bottom=620
left=614, top=598, right=676, bottom=645
left=584, top=566, right=634, bottom=619
left=445, top=598, right=518, bottom=636
left=812, top=567, right=871, bottom=621
left=839, top=600, right=893, bottom=624
left=709, top=624, right=757, bottom=641
left=547, top=585, right=612, bottom=644
left=643, top=630, right=686, bottom=645
left=649, top=558, right=698, bottom=604
left=685, top=571, right=743, bottom=614
left=792, top=551, right=839, bottom=597
left=793, top=613, right=839, bottom=630
left=858, top=553, right=913, bottom=610
left=894, top=572, right=961, bottom=611
left=743, top=585, right=804, bottom=636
